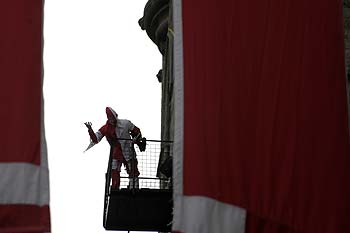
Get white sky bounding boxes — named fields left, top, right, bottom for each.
left=43, top=1, right=161, bottom=232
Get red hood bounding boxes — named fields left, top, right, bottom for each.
left=106, top=107, right=118, bottom=121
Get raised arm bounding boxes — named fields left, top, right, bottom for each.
left=84, top=122, right=104, bottom=143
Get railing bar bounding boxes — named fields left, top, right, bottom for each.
left=120, top=176, right=169, bottom=180
left=116, top=138, right=173, bottom=143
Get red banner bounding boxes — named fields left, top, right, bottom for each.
left=0, top=0, right=50, bottom=232
left=173, top=0, right=350, bottom=232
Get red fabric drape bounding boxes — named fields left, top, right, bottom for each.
left=181, top=0, right=350, bottom=232
left=0, top=0, right=42, bottom=165
left=0, top=0, right=50, bottom=232
left=0, top=205, right=50, bottom=233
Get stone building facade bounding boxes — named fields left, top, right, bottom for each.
left=139, top=0, right=174, bottom=184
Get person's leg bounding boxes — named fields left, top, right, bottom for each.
left=111, top=159, right=122, bottom=190
left=126, top=159, right=140, bottom=189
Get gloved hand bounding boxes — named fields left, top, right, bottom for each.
left=84, top=122, right=98, bottom=143
left=84, top=122, right=92, bottom=130
left=137, top=137, right=147, bottom=152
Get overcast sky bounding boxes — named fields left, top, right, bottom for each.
left=43, top=1, right=161, bottom=232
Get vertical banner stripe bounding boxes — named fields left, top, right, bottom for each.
left=172, top=0, right=247, bottom=232
left=173, top=0, right=185, bottom=231
left=0, top=0, right=50, bottom=232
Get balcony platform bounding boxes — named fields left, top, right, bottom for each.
left=104, top=188, right=172, bottom=232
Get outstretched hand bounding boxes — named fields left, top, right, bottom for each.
left=84, top=122, right=92, bottom=129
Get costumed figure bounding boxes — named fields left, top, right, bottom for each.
left=84, top=107, right=146, bottom=190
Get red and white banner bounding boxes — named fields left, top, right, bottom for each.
left=173, top=0, right=350, bottom=233
left=0, top=1, right=50, bottom=232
